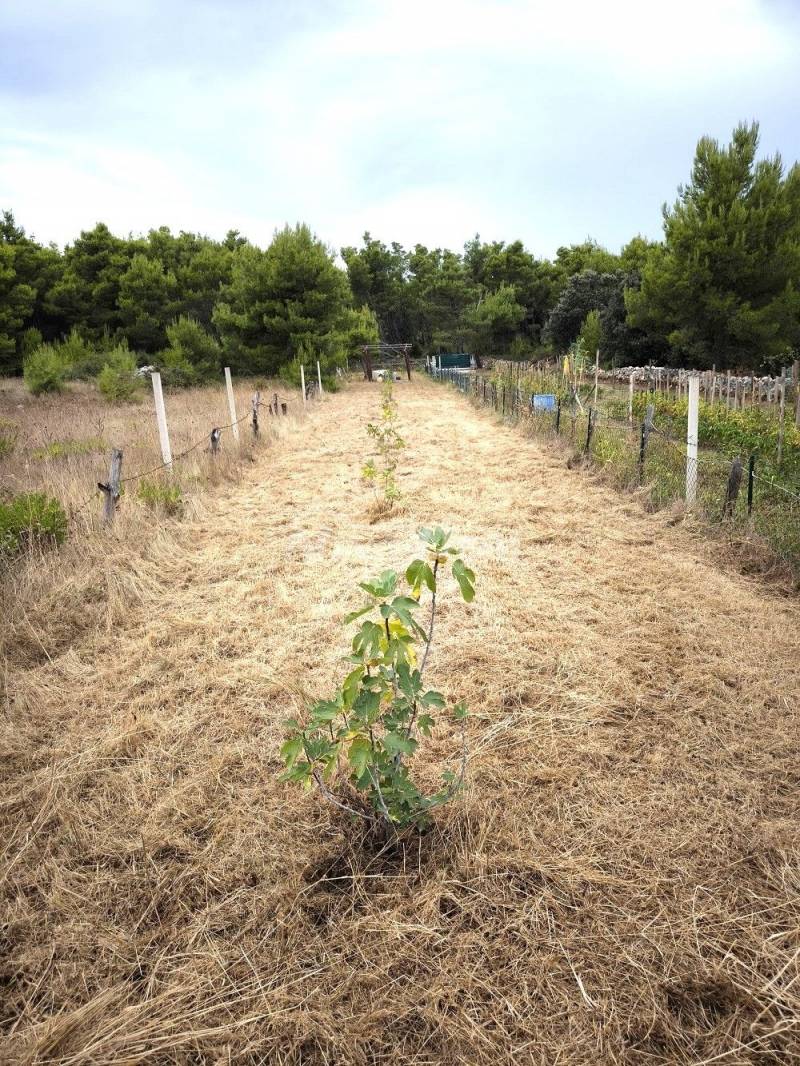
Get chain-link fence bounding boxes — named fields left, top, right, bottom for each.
left=430, top=367, right=800, bottom=580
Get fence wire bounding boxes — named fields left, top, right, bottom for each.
left=430, top=367, right=800, bottom=578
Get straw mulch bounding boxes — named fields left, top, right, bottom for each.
left=2, top=378, right=798, bottom=1064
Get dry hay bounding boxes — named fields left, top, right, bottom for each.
left=1, top=378, right=798, bottom=1064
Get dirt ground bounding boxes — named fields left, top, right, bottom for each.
left=2, top=377, right=798, bottom=1064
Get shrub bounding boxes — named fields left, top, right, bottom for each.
left=157, top=347, right=198, bottom=389
left=62, top=329, right=107, bottom=380
left=162, top=317, right=221, bottom=383
left=0, top=492, right=67, bottom=555
left=97, top=346, right=142, bottom=403
left=280, top=526, right=475, bottom=833
left=21, top=327, right=43, bottom=358
left=23, top=344, right=68, bottom=395
left=136, top=478, right=183, bottom=516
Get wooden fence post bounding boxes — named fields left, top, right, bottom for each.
left=686, top=375, right=699, bottom=508
left=151, top=371, right=172, bottom=469
left=210, top=427, right=221, bottom=454
left=723, top=457, right=743, bottom=518
left=593, top=348, right=600, bottom=407
left=316, top=361, right=323, bottom=396
left=638, top=403, right=654, bottom=484
left=628, top=373, right=634, bottom=424
left=224, top=367, right=239, bottom=442
left=252, top=391, right=260, bottom=437
left=403, top=346, right=412, bottom=382
left=99, top=448, right=123, bottom=524
left=300, top=364, right=306, bottom=407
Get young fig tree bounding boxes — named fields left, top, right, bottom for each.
left=362, top=377, right=404, bottom=507
left=280, top=526, right=475, bottom=832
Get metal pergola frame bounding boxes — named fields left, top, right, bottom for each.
left=359, top=343, right=413, bottom=382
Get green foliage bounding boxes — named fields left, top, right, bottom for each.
left=118, top=253, right=178, bottom=354
left=627, top=122, right=800, bottom=369
left=97, top=346, right=141, bottom=403
left=159, top=316, right=221, bottom=385
left=465, top=284, right=526, bottom=358
left=136, top=478, right=183, bottom=515
left=23, top=343, right=69, bottom=394
left=0, top=492, right=67, bottom=556
left=280, top=526, right=474, bottom=831
left=578, top=309, right=602, bottom=365
left=61, top=328, right=107, bottom=380
left=543, top=271, right=622, bottom=352
left=622, top=391, right=800, bottom=482
left=363, top=378, right=404, bottom=505
left=21, top=327, right=42, bottom=358
left=214, top=224, right=351, bottom=377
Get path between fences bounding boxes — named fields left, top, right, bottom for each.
left=4, top=377, right=800, bottom=1063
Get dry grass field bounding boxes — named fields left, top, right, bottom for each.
left=1, top=376, right=799, bottom=1064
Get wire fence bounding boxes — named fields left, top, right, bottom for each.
left=65, top=387, right=302, bottom=526
left=430, top=367, right=800, bottom=581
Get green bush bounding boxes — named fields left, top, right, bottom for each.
left=0, top=492, right=68, bottom=555
left=23, top=344, right=69, bottom=395
left=97, top=346, right=142, bottom=403
left=62, top=329, right=107, bottom=380
left=21, top=327, right=43, bottom=358
left=157, top=346, right=198, bottom=389
left=136, top=478, right=183, bottom=516
left=161, top=317, right=221, bottom=383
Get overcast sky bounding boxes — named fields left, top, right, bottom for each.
left=2, top=0, right=799, bottom=259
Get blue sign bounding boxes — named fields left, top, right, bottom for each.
left=531, top=393, right=556, bottom=411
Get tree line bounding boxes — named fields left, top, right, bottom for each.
left=2, top=121, right=798, bottom=386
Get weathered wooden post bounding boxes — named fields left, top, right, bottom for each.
left=251, top=391, right=260, bottom=437
left=300, top=364, right=306, bottom=408
left=723, top=456, right=744, bottom=518
left=99, top=448, right=123, bottom=524
left=593, top=348, right=600, bottom=407
left=224, top=367, right=239, bottom=442
left=316, top=361, right=323, bottom=396
left=210, top=427, right=221, bottom=454
left=403, top=346, right=412, bottom=382
left=628, top=373, right=634, bottom=424
left=151, top=371, right=172, bottom=469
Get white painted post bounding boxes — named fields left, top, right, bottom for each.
left=777, top=379, right=787, bottom=467
left=628, top=373, right=634, bottom=424
left=224, top=367, right=240, bottom=442
left=686, top=375, right=699, bottom=508
left=317, top=360, right=323, bottom=396
left=300, top=364, right=306, bottom=407
left=151, top=372, right=172, bottom=469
